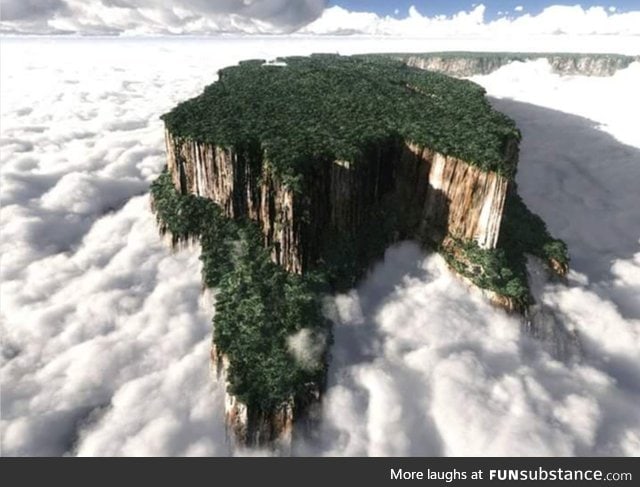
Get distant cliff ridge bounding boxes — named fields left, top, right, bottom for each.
left=392, top=52, right=638, bottom=77
left=153, top=54, right=568, bottom=452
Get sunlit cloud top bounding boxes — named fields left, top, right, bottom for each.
left=302, top=4, right=640, bottom=36
left=1, top=1, right=639, bottom=36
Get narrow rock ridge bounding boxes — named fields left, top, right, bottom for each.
left=401, top=53, right=638, bottom=77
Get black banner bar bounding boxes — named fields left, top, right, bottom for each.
left=1, top=457, right=638, bottom=486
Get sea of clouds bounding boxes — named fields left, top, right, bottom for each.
left=1, top=37, right=639, bottom=456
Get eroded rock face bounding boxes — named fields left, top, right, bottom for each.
left=405, top=56, right=513, bottom=78
left=545, top=56, right=634, bottom=76
left=408, top=144, right=509, bottom=249
left=403, top=54, right=637, bottom=77
left=166, top=129, right=303, bottom=272
left=166, top=130, right=511, bottom=273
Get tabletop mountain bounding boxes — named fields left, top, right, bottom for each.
left=151, top=54, right=568, bottom=452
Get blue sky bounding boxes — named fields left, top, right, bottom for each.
left=331, top=1, right=639, bottom=18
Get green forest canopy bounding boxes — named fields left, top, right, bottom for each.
left=162, top=54, right=521, bottom=178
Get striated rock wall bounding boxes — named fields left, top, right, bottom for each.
left=165, top=129, right=303, bottom=273
left=165, top=129, right=511, bottom=276
left=403, top=54, right=637, bottom=77
left=405, top=56, right=512, bottom=78
left=545, top=55, right=636, bottom=76
left=407, top=143, right=509, bottom=249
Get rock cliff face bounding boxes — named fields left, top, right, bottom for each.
left=402, top=53, right=637, bottom=77
left=404, top=56, right=514, bottom=78
left=166, top=130, right=303, bottom=272
left=545, top=55, right=636, bottom=76
left=165, top=131, right=512, bottom=274
left=411, top=144, right=510, bottom=249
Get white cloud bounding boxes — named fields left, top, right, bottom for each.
left=308, top=243, right=639, bottom=456
left=0, top=0, right=327, bottom=35
left=472, top=59, right=640, bottom=147
left=0, top=37, right=235, bottom=456
left=1, top=37, right=639, bottom=457
left=287, top=328, right=327, bottom=371
left=300, top=5, right=488, bottom=36
left=515, top=5, right=524, bottom=12
left=301, top=4, right=640, bottom=37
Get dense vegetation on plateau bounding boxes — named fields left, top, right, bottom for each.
left=162, top=54, right=520, bottom=179
left=151, top=171, right=328, bottom=411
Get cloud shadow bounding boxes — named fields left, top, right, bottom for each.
left=490, top=97, right=640, bottom=319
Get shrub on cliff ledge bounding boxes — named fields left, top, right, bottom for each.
left=499, top=189, right=569, bottom=269
left=150, top=171, right=234, bottom=286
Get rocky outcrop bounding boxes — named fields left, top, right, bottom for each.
left=402, top=53, right=637, bottom=77
left=211, top=345, right=295, bottom=453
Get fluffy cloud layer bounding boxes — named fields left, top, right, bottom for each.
left=307, top=245, right=639, bottom=456
left=0, top=0, right=327, bottom=35
left=1, top=37, right=639, bottom=456
left=301, top=4, right=640, bottom=36
left=1, top=2, right=640, bottom=36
